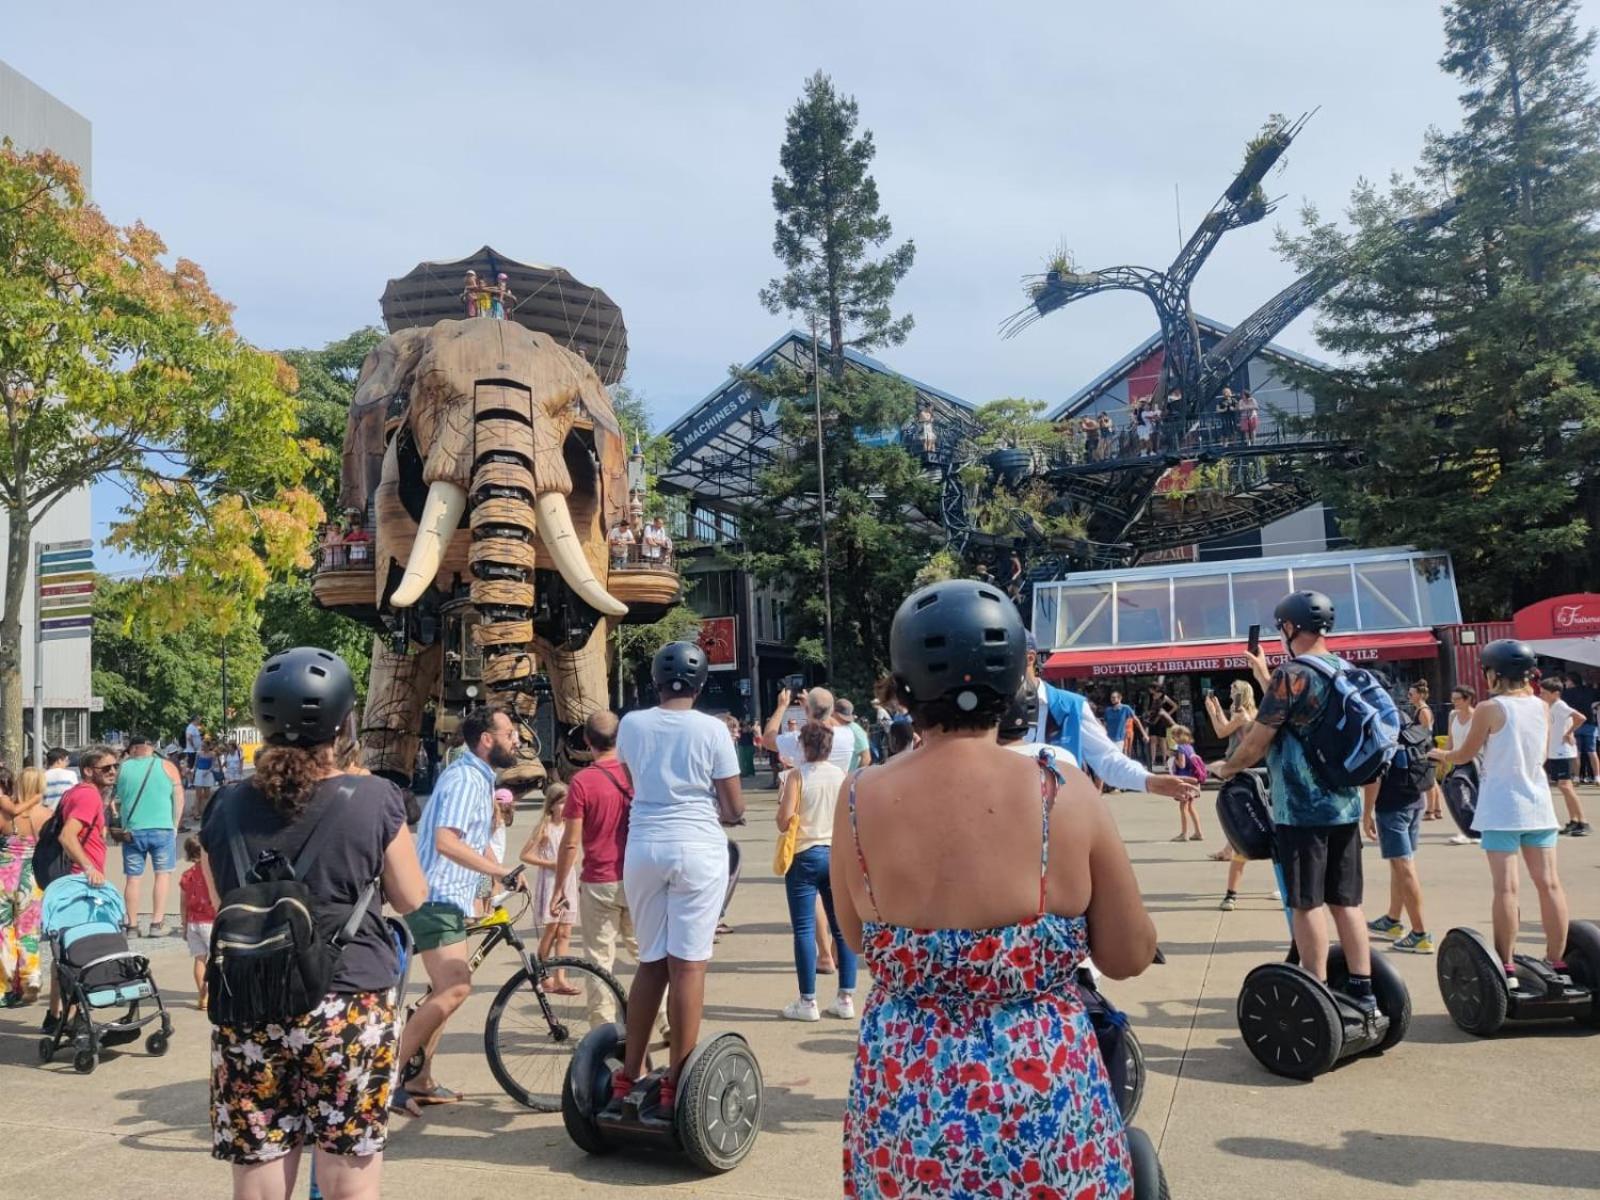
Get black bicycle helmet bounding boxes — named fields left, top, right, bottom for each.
left=652, top=640, right=708, bottom=695
left=890, top=580, right=1027, bottom=711
left=1479, top=638, right=1537, bottom=682
left=1273, top=590, right=1336, bottom=635
left=998, top=678, right=1041, bottom=742
left=252, top=647, right=356, bottom=747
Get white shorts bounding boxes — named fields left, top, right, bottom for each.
left=622, top=840, right=728, bottom=963
left=186, top=921, right=213, bottom=957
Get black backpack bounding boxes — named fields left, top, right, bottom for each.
left=1377, top=718, right=1437, bottom=808
left=30, top=804, right=72, bottom=889
left=206, top=783, right=378, bottom=1028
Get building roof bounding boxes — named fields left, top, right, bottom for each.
left=1045, top=313, right=1333, bottom=421
left=658, top=330, right=972, bottom=506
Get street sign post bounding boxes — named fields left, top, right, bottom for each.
left=34, top=541, right=93, bottom=767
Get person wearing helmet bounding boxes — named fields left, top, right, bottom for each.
left=199, top=648, right=427, bottom=1197
left=1023, top=631, right=1201, bottom=804
left=833, top=581, right=1155, bottom=1199
left=609, top=641, right=744, bottom=1119
left=1212, top=591, right=1378, bottom=1012
left=1430, top=640, right=1574, bottom=986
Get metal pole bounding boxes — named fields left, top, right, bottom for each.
left=220, top=638, right=229, bottom=737
left=810, top=323, right=835, bottom=681
left=32, top=544, right=44, bottom=769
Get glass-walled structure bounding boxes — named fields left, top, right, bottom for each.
left=1034, top=548, right=1461, bottom=651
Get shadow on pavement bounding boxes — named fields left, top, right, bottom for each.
left=1218, top=1129, right=1600, bottom=1189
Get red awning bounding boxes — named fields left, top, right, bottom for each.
left=1042, top=630, right=1440, bottom=681
left=1511, top=593, right=1600, bottom=668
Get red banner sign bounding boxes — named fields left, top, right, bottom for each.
left=698, top=616, right=737, bottom=670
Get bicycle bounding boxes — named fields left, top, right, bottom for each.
left=402, top=865, right=627, bottom=1111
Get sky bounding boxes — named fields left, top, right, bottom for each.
left=7, top=0, right=1600, bottom=559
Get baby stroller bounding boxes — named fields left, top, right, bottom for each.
left=39, top=875, right=173, bottom=1073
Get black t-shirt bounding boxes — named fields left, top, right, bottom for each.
left=201, top=773, right=408, bottom=994
left=1563, top=685, right=1596, bottom=723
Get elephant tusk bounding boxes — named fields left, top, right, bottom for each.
left=391, top=481, right=467, bottom=607
left=534, top=491, right=628, bottom=618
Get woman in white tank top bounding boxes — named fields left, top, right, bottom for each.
left=1431, top=642, right=1571, bottom=978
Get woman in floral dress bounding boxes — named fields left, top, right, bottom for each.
left=0, top=766, right=49, bottom=1006
left=832, top=580, right=1158, bottom=1199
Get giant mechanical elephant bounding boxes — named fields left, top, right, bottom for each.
left=334, top=317, right=634, bottom=786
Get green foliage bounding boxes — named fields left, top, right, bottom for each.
left=257, top=578, right=372, bottom=691
left=611, top=381, right=683, bottom=522
left=1275, top=0, right=1600, bottom=617
left=280, top=328, right=384, bottom=511
left=91, top=576, right=265, bottom=739
left=737, top=363, right=936, bottom=696
left=760, top=71, right=916, bottom=375
left=913, top=549, right=962, bottom=588
left=970, top=478, right=1087, bottom=542
left=971, top=397, right=1054, bottom=450
left=0, top=142, right=318, bottom=764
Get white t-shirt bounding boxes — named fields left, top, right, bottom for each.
left=43, top=766, right=78, bottom=809
left=618, top=707, right=741, bottom=848
left=184, top=723, right=202, bottom=754
left=1547, top=699, right=1579, bottom=759
left=776, top=725, right=855, bottom=774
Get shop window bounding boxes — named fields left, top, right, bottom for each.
left=1291, top=565, right=1357, bottom=629
left=1354, top=559, right=1421, bottom=630
left=1230, top=568, right=1291, bottom=637
left=1115, top=580, right=1171, bottom=644
left=1413, top=556, right=1461, bottom=625
left=1051, top=583, right=1114, bottom=648
left=1172, top=573, right=1232, bottom=642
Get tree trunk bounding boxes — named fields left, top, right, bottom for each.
left=1, top=504, right=33, bottom=767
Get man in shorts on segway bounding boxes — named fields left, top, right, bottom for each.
left=609, top=642, right=744, bottom=1119
left=1212, top=591, right=1379, bottom=1015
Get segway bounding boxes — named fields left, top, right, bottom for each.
left=562, top=1023, right=763, bottom=1173
left=1078, top=960, right=1168, bottom=1194
left=1437, top=920, right=1600, bottom=1035
left=1219, top=770, right=1412, bottom=1080
left=1442, top=765, right=1481, bottom=842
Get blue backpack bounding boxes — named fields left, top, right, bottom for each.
left=1290, top=655, right=1402, bottom=790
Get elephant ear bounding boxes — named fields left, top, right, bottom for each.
left=577, top=372, right=622, bottom=438
left=340, top=327, right=426, bottom=518
left=584, top=375, right=631, bottom=535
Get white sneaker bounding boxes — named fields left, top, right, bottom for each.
left=781, top=997, right=820, bottom=1022
left=1270, top=888, right=1281, bottom=902
left=825, top=994, right=856, bottom=1020
left=1447, top=833, right=1472, bottom=845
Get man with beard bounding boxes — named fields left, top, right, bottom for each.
left=394, top=706, right=526, bottom=1114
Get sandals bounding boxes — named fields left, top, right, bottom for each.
left=392, top=1082, right=462, bottom=1113
left=543, top=982, right=581, bottom=996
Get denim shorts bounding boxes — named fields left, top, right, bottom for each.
left=1376, top=806, right=1422, bottom=860
left=122, top=827, right=177, bottom=876
left=1576, top=725, right=1597, bottom=752
left=1479, top=828, right=1560, bottom=853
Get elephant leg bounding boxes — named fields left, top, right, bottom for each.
left=533, top=621, right=612, bottom=778
left=361, top=636, right=441, bottom=785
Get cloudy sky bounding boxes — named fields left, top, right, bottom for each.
left=7, top=1, right=1600, bottom=547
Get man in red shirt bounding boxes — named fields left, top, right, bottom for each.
left=45, top=745, right=117, bottom=1033
left=551, top=710, right=638, bottom=1029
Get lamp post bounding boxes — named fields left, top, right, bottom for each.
left=810, top=323, right=836, bottom=681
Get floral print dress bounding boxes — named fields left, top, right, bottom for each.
left=844, top=771, right=1131, bottom=1200
left=0, top=830, right=44, bottom=1001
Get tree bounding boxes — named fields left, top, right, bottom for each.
left=281, top=327, right=384, bottom=512
left=760, top=72, right=916, bottom=379
left=614, top=604, right=703, bottom=707
left=739, top=365, right=937, bottom=697
left=0, top=144, right=319, bottom=764
left=1277, top=0, right=1600, bottom=617
left=91, top=576, right=265, bottom=741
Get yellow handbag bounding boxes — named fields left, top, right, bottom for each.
left=773, top=813, right=800, bottom=875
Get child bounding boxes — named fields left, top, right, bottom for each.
left=520, top=782, right=579, bottom=994
left=179, top=836, right=216, bottom=1010
left=1167, top=724, right=1207, bottom=842
left=476, top=787, right=517, bottom=917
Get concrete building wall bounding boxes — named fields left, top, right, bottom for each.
left=1, top=62, right=96, bottom=750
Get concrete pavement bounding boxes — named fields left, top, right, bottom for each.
left=2, top=783, right=1598, bottom=1199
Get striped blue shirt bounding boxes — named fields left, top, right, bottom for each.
left=415, top=750, right=496, bottom=915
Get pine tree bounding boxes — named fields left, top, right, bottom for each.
left=1278, top=0, right=1600, bottom=617
left=760, top=72, right=916, bottom=379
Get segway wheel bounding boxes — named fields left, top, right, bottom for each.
left=561, top=1023, right=622, bottom=1156
left=1112, top=1028, right=1146, bottom=1123
left=37, top=1038, right=55, bottom=1064
left=1237, top=962, right=1342, bottom=1079
left=1327, top=946, right=1411, bottom=1052
left=1437, top=928, right=1508, bottom=1036
left=1561, top=920, right=1600, bottom=1028
left=677, top=1032, right=763, bottom=1173
left=1125, top=1126, right=1170, bottom=1200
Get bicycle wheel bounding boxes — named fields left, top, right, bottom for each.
left=484, top=957, right=627, bottom=1110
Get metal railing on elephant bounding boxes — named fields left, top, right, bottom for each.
left=608, top=541, right=675, bottom=571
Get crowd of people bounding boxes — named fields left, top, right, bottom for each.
left=460, top=269, right=516, bottom=320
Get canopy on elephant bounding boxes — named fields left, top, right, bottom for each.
left=380, top=246, right=628, bottom=385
